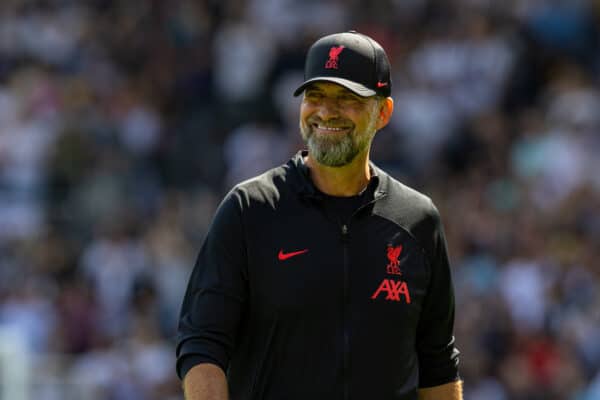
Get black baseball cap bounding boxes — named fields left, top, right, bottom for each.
left=293, top=30, right=392, bottom=98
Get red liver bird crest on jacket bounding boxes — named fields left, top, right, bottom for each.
left=386, top=245, right=402, bottom=275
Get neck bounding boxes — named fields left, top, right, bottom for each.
left=304, top=151, right=371, bottom=197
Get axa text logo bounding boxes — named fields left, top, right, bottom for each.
left=371, top=279, right=411, bottom=303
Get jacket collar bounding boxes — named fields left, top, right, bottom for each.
left=289, top=150, right=388, bottom=201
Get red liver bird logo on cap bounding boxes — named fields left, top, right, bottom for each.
left=325, top=46, right=345, bottom=69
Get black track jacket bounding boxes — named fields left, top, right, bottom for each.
left=176, top=151, right=460, bottom=400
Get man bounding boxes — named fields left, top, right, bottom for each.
left=176, top=30, right=462, bottom=400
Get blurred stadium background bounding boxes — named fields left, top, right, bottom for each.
left=0, top=0, right=599, bottom=399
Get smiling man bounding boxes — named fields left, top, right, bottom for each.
left=177, top=31, right=462, bottom=400
left=301, top=82, right=387, bottom=168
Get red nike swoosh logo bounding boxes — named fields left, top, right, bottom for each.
left=377, top=81, right=388, bottom=88
left=278, top=249, right=309, bottom=261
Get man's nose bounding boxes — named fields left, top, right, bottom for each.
left=316, top=98, right=340, bottom=119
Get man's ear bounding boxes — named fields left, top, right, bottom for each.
left=376, top=97, right=394, bottom=130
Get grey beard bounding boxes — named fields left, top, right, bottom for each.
left=306, top=133, right=358, bottom=167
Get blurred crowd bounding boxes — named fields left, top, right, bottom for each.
left=0, top=0, right=599, bottom=399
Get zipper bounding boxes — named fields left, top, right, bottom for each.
left=339, top=194, right=384, bottom=400
left=341, top=223, right=349, bottom=400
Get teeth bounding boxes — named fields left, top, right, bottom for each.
left=317, top=125, right=346, bottom=131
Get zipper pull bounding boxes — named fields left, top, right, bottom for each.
left=341, top=224, right=349, bottom=241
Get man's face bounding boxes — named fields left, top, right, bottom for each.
left=299, top=82, right=381, bottom=167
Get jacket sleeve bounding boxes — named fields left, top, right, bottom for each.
left=415, top=201, right=460, bottom=388
left=176, top=190, right=248, bottom=380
